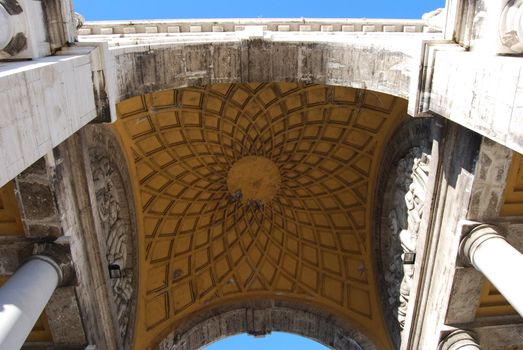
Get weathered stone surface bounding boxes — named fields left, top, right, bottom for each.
left=0, top=54, right=98, bottom=188
left=430, top=50, right=523, bottom=155
left=157, top=301, right=375, bottom=350
left=14, top=157, right=63, bottom=239
left=17, top=182, right=57, bottom=220
left=0, top=245, right=20, bottom=274
left=473, top=324, right=523, bottom=350
left=467, top=138, right=513, bottom=221
left=46, top=287, right=87, bottom=346
left=3, top=32, right=27, bottom=56
left=53, top=134, right=121, bottom=350
left=404, top=122, right=481, bottom=350
left=111, top=37, right=425, bottom=103
left=444, top=267, right=483, bottom=324
left=41, top=0, right=76, bottom=51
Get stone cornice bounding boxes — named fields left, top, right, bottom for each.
left=78, top=18, right=438, bottom=36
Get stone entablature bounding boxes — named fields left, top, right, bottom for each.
left=78, top=18, right=438, bottom=37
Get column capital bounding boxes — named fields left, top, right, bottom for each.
left=21, top=242, right=75, bottom=286
left=460, top=224, right=505, bottom=268
left=438, top=330, right=480, bottom=350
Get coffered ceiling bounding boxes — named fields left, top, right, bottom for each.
left=114, top=83, right=407, bottom=349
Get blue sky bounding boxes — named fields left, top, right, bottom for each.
left=74, top=0, right=444, bottom=348
left=74, top=0, right=445, bottom=21
left=204, top=332, right=328, bottom=350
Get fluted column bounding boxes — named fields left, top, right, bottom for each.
left=461, top=224, right=523, bottom=317
left=438, top=330, right=480, bottom=350
left=0, top=255, right=62, bottom=350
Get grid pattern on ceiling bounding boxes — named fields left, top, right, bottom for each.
left=115, top=83, right=406, bottom=348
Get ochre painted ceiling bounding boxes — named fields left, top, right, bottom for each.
left=113, top=83, right=407, bottom=349
left=0, top=181, right=24, bottom=236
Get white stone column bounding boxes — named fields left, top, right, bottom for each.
left=438, top=330, right=480, bottom=350
left=0, top=255, right=63, bottom=350
left=461, top=224, right=523, bottom=317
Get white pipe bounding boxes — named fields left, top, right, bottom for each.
left=461, top=224, right=523, bottom=317
left=0, top=256, right=62, bottom=350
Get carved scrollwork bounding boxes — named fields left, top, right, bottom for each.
left=90, top=151, right=135, bottom=343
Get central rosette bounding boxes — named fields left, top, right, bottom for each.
left=227, top=156, right=281, bottom=205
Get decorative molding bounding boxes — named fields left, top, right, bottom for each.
left=0, top=4, right=14, bottom=50
left=499, top=0, right=523, bottom=53
left=3, top=32, right=27, bottom=56
left=0, top=0, right=26, bottom=56
left=438, top=330, right=480, bottom=350
left=41, top=0, right=77, bottom=51
left=78, top=18, right=437, bottom=38
left=0, top=0, right=22, bottom=15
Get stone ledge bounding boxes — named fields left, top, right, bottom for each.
left=78, top=18, right=436, bottom=36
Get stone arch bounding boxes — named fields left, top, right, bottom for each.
left=373, top=117, right=436, bottom=348
left=111, top=38, right=422, bottom=105
left=155, top=300, right=378, bottom=350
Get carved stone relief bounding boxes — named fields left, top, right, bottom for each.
left=384, top=148, right=430, bottom=330
left=374, top=117, right=434, bottom=349
left=90, top=153, right=134, bottom=341
left=85, top=125, right=137, bottom=349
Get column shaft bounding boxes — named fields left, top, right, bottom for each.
left=0, top=256, right=61, bottom=349
left=462, top=225, right=523, bottom=317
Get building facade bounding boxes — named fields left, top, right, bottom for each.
left=0, top=0, right=522, bottom=349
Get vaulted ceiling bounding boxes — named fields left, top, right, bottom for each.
left=114, top=83, right=408, bottom=349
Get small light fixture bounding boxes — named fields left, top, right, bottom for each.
left=108, top=264, right=122, bottom=279
left=404, top=253, right=416, bottom=265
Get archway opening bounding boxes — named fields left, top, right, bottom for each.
left=204, top=332, right=329, bottom=350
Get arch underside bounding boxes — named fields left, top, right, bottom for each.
left=157, top=300, right=378, bottom=350
left=113, top=82, right=408, bottom=349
